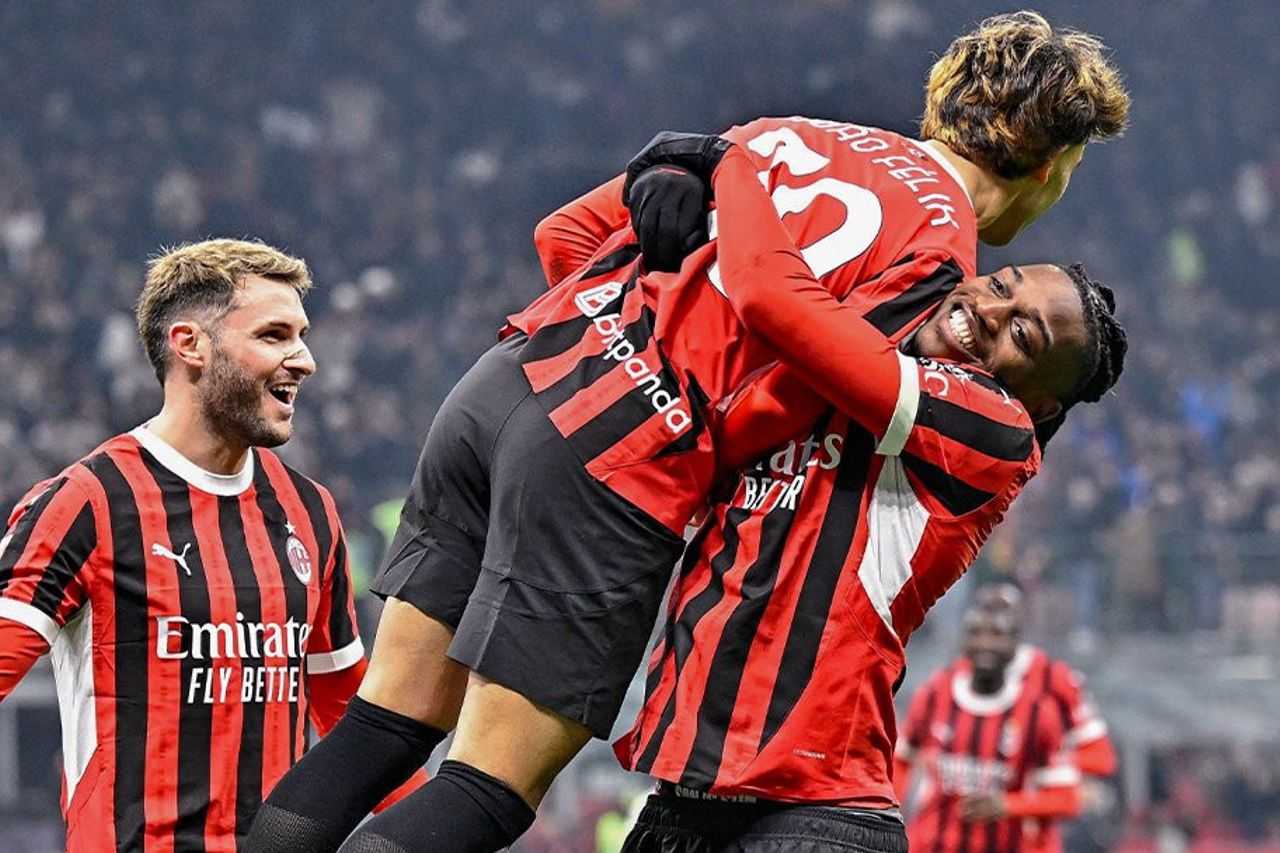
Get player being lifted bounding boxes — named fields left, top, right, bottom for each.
left=248, top=12, right=1128, bottom=853
left=0, top=241, right=421, bottom=851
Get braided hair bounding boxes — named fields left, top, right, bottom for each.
left=1034, top=263, right=1127, bottom=448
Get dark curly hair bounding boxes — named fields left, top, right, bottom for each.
left=1034, top=263, right=1127, bottom=447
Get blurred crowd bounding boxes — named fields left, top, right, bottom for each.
left=1, top=1, right=1279, bottom=847
left=3, top=1, right=1280, bottom=647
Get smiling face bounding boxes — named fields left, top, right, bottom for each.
left=963, top=608, right=1019, bottom=681
left=196, top=275, right=315, bottom=448
left=914, top=263, right=1088, bottom=423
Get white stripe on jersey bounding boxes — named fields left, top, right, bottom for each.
left=51, top=602, right=97, bottom=802
left=857, top=457, right=929, bottom=637
left=875, top=351, right=919, bottom=456
left=306, top=637, right=365, bottom=674
left=0, top=598, right=60, bottom=644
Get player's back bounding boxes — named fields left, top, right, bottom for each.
left=505, top=116, right=977, bottom=533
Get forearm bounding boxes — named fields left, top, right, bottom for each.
left=712, top=148, right=901, bottom=434
left=1074, top=735, right=1117, bottom=777
left=0, top=619, right=49, bottom=702
left=534, top=174, right=629, bottom=287
left=1004, top=784, right=1081, bottom=819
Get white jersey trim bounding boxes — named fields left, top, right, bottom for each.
left=306, top=637, right=365, bottom=674
left=951, top=645, right=1035, bottom=716
left=1030, top=763, right=1082, bottom=788
left=1067, top=718, right=1109, bottom=747
left=858, top=457, right=930, bottom=637
left=51, top=603, right=97, bottom=803
left=0, top=598, right=60, bottom=645
left=876, top=352, right=919, bottom=457
left=130, top=424, right=254, bottom=496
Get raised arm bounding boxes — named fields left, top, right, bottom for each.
left=533, top=174, right=629, bottom=288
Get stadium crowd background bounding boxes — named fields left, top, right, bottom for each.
left=1, top=1, right=1277, bottom=850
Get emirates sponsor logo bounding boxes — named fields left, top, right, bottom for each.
left=935, top=753, right=1013, bottom=796
left=590, top=313, right=692, bottom=435
left=156, top=613, right=312, bottom=706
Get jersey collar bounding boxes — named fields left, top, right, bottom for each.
left=130, top=424, right=255, bottom=496
left=952, top=644, right=1035, bottom=716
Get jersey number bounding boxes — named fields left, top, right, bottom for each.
left=707, top=126, right=883, bottom=295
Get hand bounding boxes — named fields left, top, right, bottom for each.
left=622, top=131, right=733, bottom=200
left=626, top=165, right=709, bottom=272
left=960, top=793, right=1007, bottom=822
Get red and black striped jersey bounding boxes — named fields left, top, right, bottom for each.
left=958, top=645, right=1110, bottom=758
left=614, top=351, right=1041, bottom=806
left=504, top=116, right=977, bottom=533
left=0, top=426, right=363, bottom=853
left=897, top=656, right=1079, bottom=853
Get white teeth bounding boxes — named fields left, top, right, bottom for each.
left=948, top=307, right=975, bottom=353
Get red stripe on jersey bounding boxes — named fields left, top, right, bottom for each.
left=648, top=514, right=765, bottom=780
left=521, top=280, right=645, bottom=394
left=109, top=446, right=182, bottom=853
left=315, top=484, right=359, bottom=661
left=188, top=489, right=245, bottom=852
left=905, top=424, right=1030, bottom=497
left=1, top=476, right=92, bottom=611
left=235, top=490, right=294, bottom=809
left=257, top=453, right=322, bottom=762
left=547, top=353, right=652, bottom=438
left=73, top=469, right=118, bottom=853
left=714, top=456, right=846, bottom=782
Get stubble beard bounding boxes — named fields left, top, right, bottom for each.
left=199, top=347, right=290, bottom=449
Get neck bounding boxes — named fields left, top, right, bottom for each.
left=970, top=669, right=1006, bottom=696
left=148, top=389, right=249, bottom=476
left=922, top=141, right=1018, bottom=230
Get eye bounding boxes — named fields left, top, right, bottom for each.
left=1012, top=321, right=1031, bottom=354
left=989, top=276, right=1009, bottom=298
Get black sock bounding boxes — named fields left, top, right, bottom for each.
left=244, top=697, right=447, bottom=853
left=337, top=760, right=537, bottom=853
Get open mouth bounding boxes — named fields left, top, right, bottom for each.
left=947, top=304, right=978, bottom=358
left=267, top=382, right=298, bottom=408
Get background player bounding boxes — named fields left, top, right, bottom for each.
left=0, top=240, right=421, bottom=851
left=250, top=13, right=1128, bottom=853
left=895, top=606, right=1083, bottom=853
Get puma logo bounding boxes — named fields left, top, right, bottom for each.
left=152, top=542, right=193, bottom=576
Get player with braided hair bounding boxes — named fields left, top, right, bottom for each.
left=615, top=147, right=1128, bottom=852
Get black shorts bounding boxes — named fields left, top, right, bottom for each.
left=622, top=793, right=907, bottom=853
left=369, top=333, right=685, bottom=738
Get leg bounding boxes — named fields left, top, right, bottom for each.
left=447, top=672, right=592, bottom=807
left=358, top=597, right=469, bottom=730
left=244, top=600, right=459, bottom=853
left=335, top=674, right=587, bottom=853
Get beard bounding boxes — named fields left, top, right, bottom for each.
left=198, top=346, right=290, bottom=449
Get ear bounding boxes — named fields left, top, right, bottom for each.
left=1029, top=397, right=1063, bottom=423
left=1029, top=158, right=1054, bottom=185
left=167, top=321, right=209, bottom=371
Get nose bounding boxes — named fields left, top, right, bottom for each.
left=284, top=342, right=317, bottom=377
left=975, top=293, right=1013, bottom=337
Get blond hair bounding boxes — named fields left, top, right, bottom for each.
left=921, top=10, right=1130, bottom=179
left=137, top=238, right=312, bottom=383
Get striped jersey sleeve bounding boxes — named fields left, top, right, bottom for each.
left=1044, top=660, right=1108, bottom=748
left=1029, top=695, right=1081, bottom=790
left=880, top=357, right=1039, bottom=516
left=0, top=470, right=101, bottom=643
left=303, top=486, right=362, bottom=674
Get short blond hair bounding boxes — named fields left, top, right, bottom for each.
left=137, top=238, right=312, bottom=383
left=921, top=10, right=1130, bottom=179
